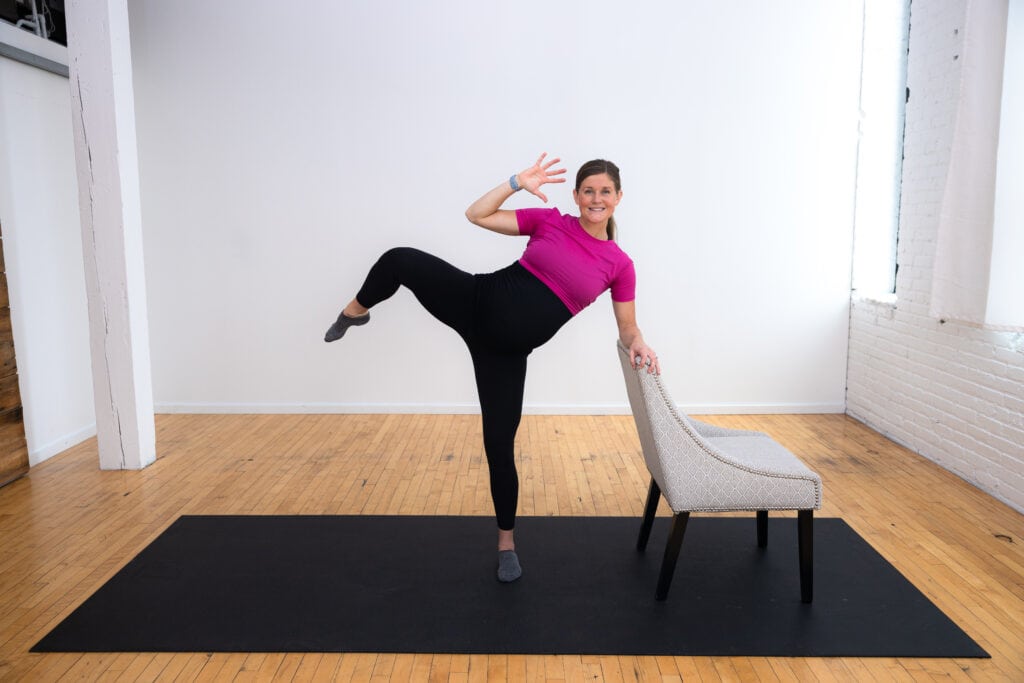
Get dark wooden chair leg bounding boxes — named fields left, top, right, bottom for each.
left=655, top=511, right=690, bottom=601
left=756, top=510, right=768, bottom=548
left=798, top=509, right=813, bottom=603
left=636, top=478, right=661, bottom=551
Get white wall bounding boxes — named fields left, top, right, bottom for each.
left=0, top=39, right=96, bottom=464
left=847, top=0, right=1024, bottom=514
left=129, top=0, right=863, bottom=415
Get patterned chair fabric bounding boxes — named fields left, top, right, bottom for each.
left=616, top=340, right=822, bottom=601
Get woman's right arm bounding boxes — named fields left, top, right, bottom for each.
left=465, top=153, right=566, bottom=235
left=464, top=181, right=521, bottom=235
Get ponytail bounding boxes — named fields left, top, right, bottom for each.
left=607, top=217, right=616, bottom=241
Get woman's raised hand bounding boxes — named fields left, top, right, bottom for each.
left=516, top=153, right=567, bottom=203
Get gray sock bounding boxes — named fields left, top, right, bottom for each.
left=324, top=310, right=370, bottom=342
left=497, top=550, right=522, bottom=582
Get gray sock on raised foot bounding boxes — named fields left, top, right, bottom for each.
left=497, top=549, right=522, bottom=582
left=324, top=310, right=370, bottom=342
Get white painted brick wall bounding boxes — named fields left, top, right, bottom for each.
left=846, top=0, right=1024, bottom=514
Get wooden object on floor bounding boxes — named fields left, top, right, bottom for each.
left=0, top=227, right=28, bottom=489
left=1, top=413, right=1022, bottom=681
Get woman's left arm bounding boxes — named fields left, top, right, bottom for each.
left=613, top=300, right=660, bottom=374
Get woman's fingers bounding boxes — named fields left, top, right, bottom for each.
left=542, top=157, right=566, bottom=180
left=632, top=347, right=661, bottom=375
left=542, top=156, right=564, bottom=170
left=519, top=153, right=566, bottom=202
left=533, top=153, right=566, bottom=178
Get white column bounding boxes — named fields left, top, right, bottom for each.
left=65, top=0, right=156, bottom=469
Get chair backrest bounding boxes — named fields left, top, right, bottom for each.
left=617, top=340, right=748, bottom=510
left=616, top=340, right=821, bottom=512
left=616, top=341, right=668, bottom=490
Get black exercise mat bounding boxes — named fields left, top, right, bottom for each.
left=33, top=515, right=988, bottom=657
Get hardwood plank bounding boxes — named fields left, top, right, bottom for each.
left=289, top=653, right=324, bottom=682
left=428, top=653, right=452, bottom=683
left=0, top=405, right=28, bottom=488
left=167, top=653, right=212, bottom=682
left=0, top=307, right=15, bottom=360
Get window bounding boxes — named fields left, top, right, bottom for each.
left=987, top=0, right=1023, bottom=329
left=851, top=0, right=910, bottom=297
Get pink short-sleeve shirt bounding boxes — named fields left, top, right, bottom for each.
left=516, top=207, right=636, bottom=316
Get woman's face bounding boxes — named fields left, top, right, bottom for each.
left=573, top=173, right=622, bottom=230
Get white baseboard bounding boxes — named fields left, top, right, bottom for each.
left=29, top=423, right=97, bottom=466
left=680, top=402, right=847, bottom=415
left=154, top=402, right=846, bottom=415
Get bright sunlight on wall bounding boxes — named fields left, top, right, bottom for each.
left=988, top=0, right=1023, bottom=329
left=851, top=0, right=910, bottom=297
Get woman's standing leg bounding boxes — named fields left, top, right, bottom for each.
left=469, top=346, right=529, bottom=581
left=468, top=263, right=573, bottom=581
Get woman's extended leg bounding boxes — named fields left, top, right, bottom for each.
left=326, top=247, right=476, bottom=341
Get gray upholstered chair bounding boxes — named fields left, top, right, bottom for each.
left=616, top=341, right=822, bottom=602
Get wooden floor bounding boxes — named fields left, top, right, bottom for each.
left=1, top=413, right=1022, bottom=682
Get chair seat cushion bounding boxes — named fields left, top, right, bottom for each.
left=704, top=436, right=819, bottom=479
left=659, top=435, right=822, bottom=512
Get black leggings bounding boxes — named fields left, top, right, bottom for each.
left=356, top=247, right=572, bottom=530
